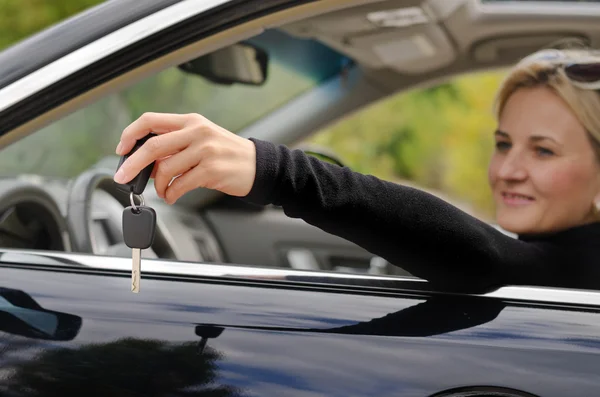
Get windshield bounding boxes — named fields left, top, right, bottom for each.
left=0, top=29, right=352, bottom=179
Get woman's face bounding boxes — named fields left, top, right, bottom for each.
left=488, top=85, right=600, bottom=235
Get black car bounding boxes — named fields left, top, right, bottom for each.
left=1, top=0, right=600, bottom=396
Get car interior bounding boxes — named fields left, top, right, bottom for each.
left=1, top=0, right=599, bottom=278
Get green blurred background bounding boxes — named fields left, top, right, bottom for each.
left=0, top=0, right=507, bottom=221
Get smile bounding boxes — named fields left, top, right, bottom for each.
left=501, top=192, right=535, bottom=206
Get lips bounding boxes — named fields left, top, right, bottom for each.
left=501, top=191, right=535, bottom=206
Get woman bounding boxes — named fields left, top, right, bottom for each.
left=113, top=48, right=600, bottom=293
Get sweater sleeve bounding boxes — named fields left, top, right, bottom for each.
left=242, top=138, right=559, bottom=293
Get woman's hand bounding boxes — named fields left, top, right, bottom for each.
left=113, top=112, right=257, bottom=204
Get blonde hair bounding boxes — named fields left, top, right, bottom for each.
left=494, top=48, right=600, bottom=158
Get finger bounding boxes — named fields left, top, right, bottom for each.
left=114, top=130, right=190, bottom=184
left=150, top=155, right=173, bottom=179
left=117, top=112, right=193, bottom=155
left=153, top=147, right=200, bottom=198
left=164, top=165, right=208, bottom=205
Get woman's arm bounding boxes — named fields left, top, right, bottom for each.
left=112, top=113, right=557, bottom=293
left=243, top=139, right=557, bottom=293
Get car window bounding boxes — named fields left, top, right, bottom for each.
left=0, top=24, right=509, bottom=277
left=0, top=29, right=351, bottom=178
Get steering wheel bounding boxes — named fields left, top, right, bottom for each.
left=0, top=180, right=68, bottom=251
left=65, top=169, right=175, bottom=259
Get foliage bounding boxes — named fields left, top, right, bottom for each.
left=309, top=71, right=507, bottom=219
left=0, top=0, right=104, bottom=50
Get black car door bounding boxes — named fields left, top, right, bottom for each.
left=3, top=254, right=600, bottom=397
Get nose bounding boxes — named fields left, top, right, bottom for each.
left=496, top=151, right=528, bottom=181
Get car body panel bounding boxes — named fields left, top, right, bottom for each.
left=2, top=262, right=600, bottom=397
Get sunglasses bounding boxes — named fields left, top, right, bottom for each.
left=521, top=49, right=600, bottom=90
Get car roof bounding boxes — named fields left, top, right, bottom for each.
left=0, top=0, right=182, bottom=90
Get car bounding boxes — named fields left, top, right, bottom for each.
left=1, top=0, right=600, bottom=395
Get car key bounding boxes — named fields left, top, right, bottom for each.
left=115, top=133, right=157, bottom=195
left=123, top=196, right=156, bottom=293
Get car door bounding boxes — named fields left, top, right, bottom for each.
left=3, top=251, right=600, bottom=397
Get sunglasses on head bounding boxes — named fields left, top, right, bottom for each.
left=521, top=49, right=600, bottom=90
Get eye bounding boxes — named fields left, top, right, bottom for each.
left=535, top=146, right=555, bottom=157
left=495, top=141, right=511, bottom=152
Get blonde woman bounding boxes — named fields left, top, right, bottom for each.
left=114, top=48, right=600, bottom=293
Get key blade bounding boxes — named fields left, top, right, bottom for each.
left=131, top=249, right=141, bottom=293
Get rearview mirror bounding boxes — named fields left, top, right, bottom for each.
left=0, top=287, right=82, bottom=341
left=179, top=42, right=269, bottom=86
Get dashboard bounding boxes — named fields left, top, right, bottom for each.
left=89, top=188, right=224, bottom=262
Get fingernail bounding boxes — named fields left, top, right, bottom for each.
left=114, top=168, right=126, bottom=183
left=116, top=141, right=123, bottom=155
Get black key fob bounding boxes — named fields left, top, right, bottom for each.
left=123, top=205, right=157, bottom=250
left=115, top=133, right=157, bottom=195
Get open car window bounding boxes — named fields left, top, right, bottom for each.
left=1, top=1, right=589, bottom=284
left=0, top=21, right=514, bottom=278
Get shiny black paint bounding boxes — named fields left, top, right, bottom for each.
left=2, top=259, right=600, bottom=397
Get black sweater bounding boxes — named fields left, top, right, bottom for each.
left=243, top=138, right=600, bottom=293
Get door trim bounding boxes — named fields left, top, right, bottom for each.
left=1, top=249, right=600, bottom=309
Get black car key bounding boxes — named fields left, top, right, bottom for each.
left=123, top=202, right=156, bottom=293
left=115, top=133, right=157, bottom=195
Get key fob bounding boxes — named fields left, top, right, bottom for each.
left=123, top=205, right=157, bottom=250
left=115, top=133, right=157, bottom=195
